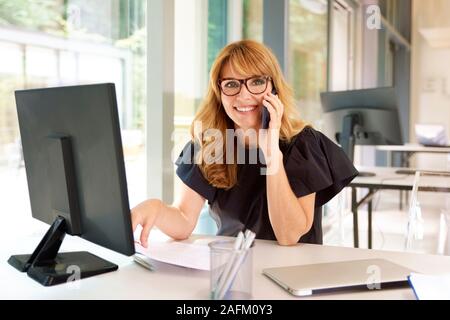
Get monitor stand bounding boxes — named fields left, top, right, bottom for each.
left=339, top=113, right=375, bottom=177
left=8, top=216, right=118, bottom=286
left=7, top=135, right=117, bottom=286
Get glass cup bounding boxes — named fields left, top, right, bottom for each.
left=208, top=239, right=253, bottom=300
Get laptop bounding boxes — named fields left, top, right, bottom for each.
left=262, top=258, right=415, bottom=296
left=415, top=124, right=450, bottom=147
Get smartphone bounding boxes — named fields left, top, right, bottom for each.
left=261, top=87, right=278, bottom=129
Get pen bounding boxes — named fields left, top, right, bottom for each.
left=214, top=231, right=244, bottom=299
left=217, top=231, right=255, bottom=300
left=133, top=253, right=155, bottom=271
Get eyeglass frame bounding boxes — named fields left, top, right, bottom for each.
left=217, top=75, right=272, bottom=96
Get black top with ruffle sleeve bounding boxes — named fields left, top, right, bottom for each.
left=175, top=126, right=358, bottom=244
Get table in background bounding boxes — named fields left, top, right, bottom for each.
left=376, top=144, right=450, bottom=167
left=350, top=166, right=450, bottom=249
left=376, top=145, right=450, bottom=209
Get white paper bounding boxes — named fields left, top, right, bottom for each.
left=409, top=272, right=450, bottom=300
left=134, top=231, right=212, bottom=271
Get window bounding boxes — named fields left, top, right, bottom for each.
left=0, top=0, right=147, bottom=214
left=243, top=0, right=263, bottom=42
left=172, top=0, right=227, bottom=235
left=173, top=0, right=208, bottom=190
left=329, top=0, right=357, bottom=91
left=288, top=0, right=328, bottom=128
left=208, top=0, right=228, bottom=72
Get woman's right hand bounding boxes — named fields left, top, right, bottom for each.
left=131, top=199, right=164, bottom=248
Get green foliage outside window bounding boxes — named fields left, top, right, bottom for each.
left=0, top=0, right=146, bottom=130
left=207, top=0, right=227, bottom=75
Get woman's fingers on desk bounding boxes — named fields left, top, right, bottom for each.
left=140, top=223, right=152, bottom=248
left=131, top=199, right=163, bottom=248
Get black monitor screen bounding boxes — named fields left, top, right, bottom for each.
left=11, top=83, right=135, bottom=286
left=320, top=87, right=403, bottom=148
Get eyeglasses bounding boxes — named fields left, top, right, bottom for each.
left=218, top=76, right=272, bottom=96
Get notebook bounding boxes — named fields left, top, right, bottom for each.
left=262, top=258, right=414, bottom=296
left=408, top=273, right=450, bottom=300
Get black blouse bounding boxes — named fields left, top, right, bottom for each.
left=175, top=126, right=358, bottom=244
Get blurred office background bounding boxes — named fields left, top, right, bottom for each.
left=0, top=0, right=449, bottom=254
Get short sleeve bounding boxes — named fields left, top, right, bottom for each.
left=284, top=127, right=359, bottom=207
left=175, top=141, right=217, bottom=204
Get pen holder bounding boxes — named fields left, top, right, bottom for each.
left=209, top=240, right=253, bottom=300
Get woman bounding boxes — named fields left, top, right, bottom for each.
left=132, top=40, right=358, bottom=247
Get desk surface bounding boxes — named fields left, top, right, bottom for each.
left=352, top=166, right=450, bottom=192
left=376, top=144, right=450, bottom=153
left=2, top=221, right=450, bottom=300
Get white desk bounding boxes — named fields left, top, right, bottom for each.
left=2, top=221, right=450, bottom=300
left=353, top=166, right=450, bottom=192
left=376, top=144, right=450, bottom=155
left=376, top=144, right=450, bottom=168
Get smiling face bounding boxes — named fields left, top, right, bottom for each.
left=220, top=63, right=273, bottom=131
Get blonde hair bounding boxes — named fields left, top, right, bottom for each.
left=190, top=40, right=307, bottom=189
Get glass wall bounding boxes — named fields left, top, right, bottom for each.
left=208, top=0, right=228, bottom=72
left=243, top=0, right=263, bottom=42
left=288, top=0, right=328, bottom=128
left=173, top=0, right=228, bottom=165
left=173, top=0, right=207, bottom=194
left=0, top=0, right=147, bottom=217
left=330, top=0, right=357, bottom=91
left=173, top=0, right=229, bottom=234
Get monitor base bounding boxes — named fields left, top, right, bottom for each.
left=9, top=252, right=117, bottom=286
left=7, top=216, right=117, bottom=286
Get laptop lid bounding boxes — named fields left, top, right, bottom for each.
left=262, top=258, right=415, bottom=296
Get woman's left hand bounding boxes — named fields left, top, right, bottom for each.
left=259, top=91, right=284, bottom=169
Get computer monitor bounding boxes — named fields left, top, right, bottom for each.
left=9, top=83, right=135, bottom=286
left=320, top=87, right=403, bottom=176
